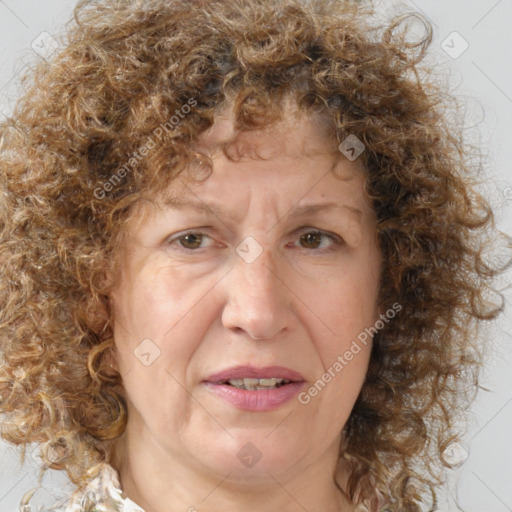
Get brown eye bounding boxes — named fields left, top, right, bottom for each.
left=291, top=229, right=344, bottom=253
left=297, top=230, right=340, bottom=251
left=300, top=232, right=324, bottom=249
left=177, top=233, right=205, bottom=250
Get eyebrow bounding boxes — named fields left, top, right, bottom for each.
left=287, top=201, right=362, bottom=219
left=162, top=197, right=363, bottom=222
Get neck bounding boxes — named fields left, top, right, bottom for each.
left=111, top=429, right=358, bottom=512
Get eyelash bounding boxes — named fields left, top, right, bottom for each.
left=166, top=228, right=343, bottom=254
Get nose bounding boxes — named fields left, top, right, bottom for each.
left=221, top=245, right=291, bottom=341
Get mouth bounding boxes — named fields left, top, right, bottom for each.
left=204, top=365, right=305, bottom=387
left=202, top=365, right=306, bottom=411
left=216, top=377, right=294, bottom=390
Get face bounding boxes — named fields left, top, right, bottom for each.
left=109, top=106, right=382, bottom=484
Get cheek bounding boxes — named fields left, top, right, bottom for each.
left=112, top=263, right=186, bottom=334
left=308, top=274, right=378, bottom=340
left=301, top=262, right=379, bottom=375
left=111, top=267, right=212, bottom=378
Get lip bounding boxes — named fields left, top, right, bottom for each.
left=202, top=365, right=306, bottom=412
left=204, top=365, right=305, bottom=383
left=203, top=381, right=306, bottom=411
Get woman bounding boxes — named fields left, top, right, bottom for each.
left=0, top=0, right=509, bottom=511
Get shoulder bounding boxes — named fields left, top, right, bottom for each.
left=21, top=463, right=143, bottom=512
left=56, top=462, right=137, bottom=512
left=352, top=493, right=390, bottom=512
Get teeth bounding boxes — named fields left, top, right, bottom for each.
left=226, top=377, right=291, bottom=390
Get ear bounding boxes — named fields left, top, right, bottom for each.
left=373, top=299, right=385, bottom=326
left=104, top=343, right=119, bottom=372
left=83, top=292, right=112, bottom=335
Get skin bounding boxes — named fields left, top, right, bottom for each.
left=109, top=103, right=382, bottom=512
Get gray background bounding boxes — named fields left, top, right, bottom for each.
left=0, top=1, right=511, bottom=511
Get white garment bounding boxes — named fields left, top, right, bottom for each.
left=43, top=462, right=373, bottom=512
left=37, top=463, right=143, bottom=512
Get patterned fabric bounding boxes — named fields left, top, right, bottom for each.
left=19, top=463, right=142, bottom=512
left=24, top=462, right=378, bottom=512
left=58, top=463, right=143, bottom=512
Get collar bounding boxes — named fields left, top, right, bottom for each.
left=65, top=462, right=378, bottom=512
left=65, top=462, right=144, bottom=512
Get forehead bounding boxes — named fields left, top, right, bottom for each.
left=193, top=98, right=355, bottom=165
left=129, top=101, right=368, bottom=229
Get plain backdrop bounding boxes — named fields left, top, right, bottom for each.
left=0, top=1, right=511, bottom=511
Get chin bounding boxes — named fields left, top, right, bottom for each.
left=196, top=437, right=303, bottom=480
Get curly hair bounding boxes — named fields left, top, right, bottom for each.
left=0, top=0, right=510, bottom=510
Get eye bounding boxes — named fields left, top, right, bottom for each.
left=293, top=229, right=342, bottom=252
left=166, top=228, right=343, bottom=253
left=168, top=231, right=214, bottom=251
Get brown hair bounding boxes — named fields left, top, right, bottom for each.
left=0, top=0, right=510, bottom=510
